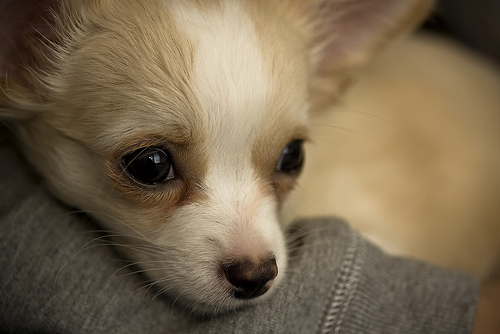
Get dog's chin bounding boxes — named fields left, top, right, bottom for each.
left=193, top=293, right=278, bottom=317
left=176, top=274, right=283, bottom=317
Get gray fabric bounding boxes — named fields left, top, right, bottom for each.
left=0, top=133, right=479, bottom=333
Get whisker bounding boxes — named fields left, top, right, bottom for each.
left=82, top=238, right=170, bottom=259
left=308, top=123, right=390, bottom=152
left=105, top=261, right=173, bottom=291
left=115, top=262, right=173, bottom=278
left=54, top=241, right=117, bottom=289
left=136, top=274, right=173, bottom=294
left=136, top=275, right=182, bottom=306
left=82, top=209, right=154, bottom=244
left=150, top=283, right=177, bottom=303
left=170, top=290, right=186, bottom=312
left=320, top=108, right=387, bottom=121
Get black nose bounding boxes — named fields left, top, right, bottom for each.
left=222, top=257, right=278, bottom=299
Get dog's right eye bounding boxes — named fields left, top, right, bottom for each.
left=122, top=147, right=175, bottom=185
left=276, top=139, right=304, bottom=175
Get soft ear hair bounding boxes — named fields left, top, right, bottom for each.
left=300, top=0, right=436, bottom=111
left=0, top=0, right=61, bottom=120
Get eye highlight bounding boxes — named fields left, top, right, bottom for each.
left=276, top=139, right=304, bottom=174
left=122, top=147, right=175, bottom=185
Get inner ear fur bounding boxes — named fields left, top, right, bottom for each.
left=293, top=0, right=436, bottom=111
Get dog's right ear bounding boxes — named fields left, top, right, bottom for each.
left=289, top=0, right=436, bottom=111
left=0, top=0, right=62, bottom=120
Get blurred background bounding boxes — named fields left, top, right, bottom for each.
left=422, top=0, right=500, bottom=66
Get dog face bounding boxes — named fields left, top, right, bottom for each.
left=0, top=0, right=433, bottom=313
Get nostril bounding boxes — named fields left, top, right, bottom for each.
left=223, top=256, right=278, bottom=300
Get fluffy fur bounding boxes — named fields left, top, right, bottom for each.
left=283, top=34, right=500, bottom=278
left=2, top=0, right=498, bottom=314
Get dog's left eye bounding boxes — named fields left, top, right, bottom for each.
left=276, top=139, right=304, bottom=174
left=122, top=147, right=175, bottom=185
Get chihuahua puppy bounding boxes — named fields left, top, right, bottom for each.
left=2, top=0, right=498, bottom=314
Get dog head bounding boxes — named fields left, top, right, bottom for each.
left=0, top=0, right=433, bottom=314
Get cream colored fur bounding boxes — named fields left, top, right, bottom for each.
left=283, top=34, right=500, bottom=279
left=2, top=0, right=498, bottom=315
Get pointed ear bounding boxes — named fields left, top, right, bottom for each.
left=300, top=0, right=436, bottom=111
left=0, top=0, right=61, bottom=119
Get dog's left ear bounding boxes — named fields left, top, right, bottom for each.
left=296, top=0, right=436, bottom=110
left=0, top=0, right=61, bottom=119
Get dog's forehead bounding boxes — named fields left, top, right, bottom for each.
left=174, top=2, right=272, bottom=152
left=168, top=0, right=309, bottom=171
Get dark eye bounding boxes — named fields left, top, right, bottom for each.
left=276, top=139, right=304, bottom=174
left=122, top=147, right=175, bottom=185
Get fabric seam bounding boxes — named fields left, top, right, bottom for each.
left=317, top=231, right=364, bottom=334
